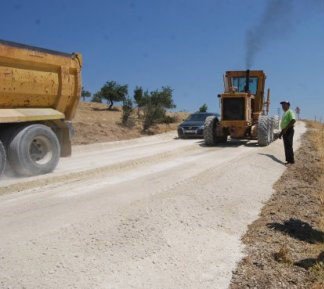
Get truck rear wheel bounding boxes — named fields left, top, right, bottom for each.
left=7, top=124, right=60, bottom=176
left=258, top=115, right=273, bottom=146
left=0, top=141, right=6, bottom=177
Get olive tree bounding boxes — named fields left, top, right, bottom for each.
left=100, top=81, right=128, bottom=110
left=141, top=86, right=176, bottom=131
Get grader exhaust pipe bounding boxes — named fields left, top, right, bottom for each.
left=245, top=69, right=250, bottom=93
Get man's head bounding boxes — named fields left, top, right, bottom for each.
left=280, top=101, right=290, bottom=111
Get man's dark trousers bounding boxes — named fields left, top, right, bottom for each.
left=283, top=127, right=294, bottom=163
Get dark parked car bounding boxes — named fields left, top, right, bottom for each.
left=177, top=112, right=219, bottom=138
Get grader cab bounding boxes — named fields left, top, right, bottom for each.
left=204, top=70, right=279, bottom=146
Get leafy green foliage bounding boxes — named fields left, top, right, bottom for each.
left=121, top=97, right=134, bottom=125
left=161, top=115, right=178, bottom=124
left=81, top=87, right=91, bottom=101
left=134, top=86, right=145, bottom=107
left=100, top=81, right=128, bottom=110
left=199, top=103, right=208, bottom=112
left=140, top=86, right=176, bottom=131
left=91, top=91, right=103, bottom=103
left=91, top=81, right=176, bottom=130
left=149, top=87, right=175, bottom=109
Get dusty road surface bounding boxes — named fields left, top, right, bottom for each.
left=0, top=122, right=306, bottom=289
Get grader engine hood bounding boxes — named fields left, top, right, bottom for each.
left=222, top=97, right=245, bottom=121
left=219, top=92, right=254, bottom=123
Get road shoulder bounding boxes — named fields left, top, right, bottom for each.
left=230, top=122, right=324, bottom=289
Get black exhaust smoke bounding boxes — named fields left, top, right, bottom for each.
left=245, top=0, right=324, bottom=69
left=245, top=0, right=293, bottom=68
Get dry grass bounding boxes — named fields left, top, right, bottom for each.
left=308, top=121, right=324, bottom=229
left=230, top=120, right=324, bottom=288
left=307, top=121, right=324, bottom=284
left=273, top=245, right=293, bottom=265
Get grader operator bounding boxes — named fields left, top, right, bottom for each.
left=204, top=70, right=278, bottom=146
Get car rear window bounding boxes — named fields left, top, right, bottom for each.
left=187, top=114, right=214, bottom=121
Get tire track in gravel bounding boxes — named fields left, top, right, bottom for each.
left=0, top=138, right=258, bottom=246
left=0, top=123, right=306, bottom=289
left=0, top=140, right=204, bottom=196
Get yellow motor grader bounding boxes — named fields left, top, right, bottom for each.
left=204, top=70, right=279, bottom=146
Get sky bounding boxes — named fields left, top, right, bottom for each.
left=1, top=0, right=324, bottom=120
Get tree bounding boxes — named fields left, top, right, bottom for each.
left=121, top=97, right=134, bottom=125
left=199, top=104, right=208, bottom=112
left=134, top=86, right=144, bottom=107
left=100, top=81, right=128, bottom=110
left=81, top=87, right=91, bottom=101
left=140, top=86, right=176, bottom=131
left=134, top=86, right=144, bottom=117
left=150, top=86, right=175, bottom=109
left=91, top=91, right=103, bottom=103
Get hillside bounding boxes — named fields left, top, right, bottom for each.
left=72, top=102, right=189, bottom=145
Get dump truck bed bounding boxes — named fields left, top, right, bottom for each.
left=0, top=39, right=82, bottom=122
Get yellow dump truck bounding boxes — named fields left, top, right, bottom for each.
left=0, top=39, right=82, bottom=177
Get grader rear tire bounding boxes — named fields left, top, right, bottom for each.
left=271, top=115, right=280, bottom=130
left=204, top=116, right=218, bottom=146
left=258, top=115, right=273, bottom=146
left=0, top=141, right=6, bottom=177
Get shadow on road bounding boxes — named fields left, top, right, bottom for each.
left=267, top=218, right=324, bottom=244
left=243, top=141, right=259, bottom=147
left=295, top=257, right=319, bottom=269
left=91, top=107, right=119, bottom=112
left=198, top=140, right=244, bottom=148
left=174, top=136, right=203, bottom=140
left=197, top=139, right=261, bottom=148
left=176, top=137, right=278, bottom=150
left=294, top=252, right=324, bottom=269
left=259, top=153, right=285, bottom=165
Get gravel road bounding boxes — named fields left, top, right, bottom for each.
left=0, top=122, right=306, bottom=289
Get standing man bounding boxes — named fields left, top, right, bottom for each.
left=279, top=101, right=296, bottom=165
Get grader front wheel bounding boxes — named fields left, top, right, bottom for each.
left=204, top=116, right=227, bottom=146
left=204, top=116, right=218, bottom=146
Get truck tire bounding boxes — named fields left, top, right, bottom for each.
left=7, top=124, right=60, bottom=176
left=204, top=116, right=218, bottom=146
left=258, top=115, right=273, bottom=146
left=0, top=141, right=6, bottom=177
